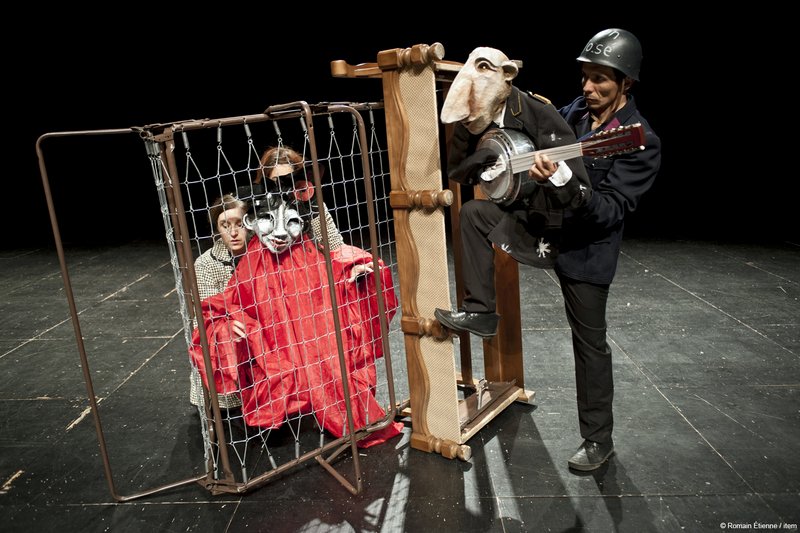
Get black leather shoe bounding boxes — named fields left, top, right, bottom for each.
left=568, top=439, right=614, bottom=471
left=434, top=308, right=500, bottom=338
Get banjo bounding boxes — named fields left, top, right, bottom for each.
left=476, top=123, right=647, bottom=205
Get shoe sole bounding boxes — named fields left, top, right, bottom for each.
left=568, top=449, right=615, bottom=471
left=437, top=317, right=497, bottom=338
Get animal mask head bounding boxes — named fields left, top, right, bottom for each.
left=440, top=47, right=519, bottom=135
left=240, top=172, right=318, bottom=254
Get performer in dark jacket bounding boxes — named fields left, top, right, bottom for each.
left=436, top=33, right=661, bottom=472
left=435, top=46, right=592, bottom=338
left=552, top=28, right=661, bottom=471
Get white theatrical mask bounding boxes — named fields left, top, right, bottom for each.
left=440, top=46, right=519, bottom=135
left=244, top=193, right=304, bottom=254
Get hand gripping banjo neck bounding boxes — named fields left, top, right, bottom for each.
left=475, top=123, right=647, bottom=205
left=506, top=122, right=646, bottom=173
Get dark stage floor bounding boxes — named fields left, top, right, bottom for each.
left=1, top=237, right=798, bottom=532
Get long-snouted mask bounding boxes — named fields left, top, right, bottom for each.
left=243, top=193, right=303, bottom=254
left=440, top=47, right=519, bottom=135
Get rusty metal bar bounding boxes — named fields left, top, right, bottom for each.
left=35, top=128, right=210, bottom=502
left=36, top=100, right=398, bottom=501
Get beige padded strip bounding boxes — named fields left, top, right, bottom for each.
left=399, top=65, right=461, bottom=443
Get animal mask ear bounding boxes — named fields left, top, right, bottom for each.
left=292, top=179, right=315, bottom=203
left=502, top=60, right=519, bottom=81
left=271, top=173, right=294, bottom=197
left=279, top=165, right=323, bottom=223
left=237, top=181, right=265, bottom=204
left=293, top=161, right=324, bottom=204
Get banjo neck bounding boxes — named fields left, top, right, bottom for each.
left=505, top=123, right=647, bottom=174
left=508, top=145, right=582, bottom=173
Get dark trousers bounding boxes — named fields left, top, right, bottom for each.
left=459, top=200, right=505, bottom=313
left=462, top=199, right=613, bottom=442
left=558, top=272, right=613, bottom=443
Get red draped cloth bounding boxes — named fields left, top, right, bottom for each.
left=190, top=236, right=402, bottom=448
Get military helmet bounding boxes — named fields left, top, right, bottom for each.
left=577, top=28, right=642, bottom=81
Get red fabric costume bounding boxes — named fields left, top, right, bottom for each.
left=190, top=236, right=403, bottom=448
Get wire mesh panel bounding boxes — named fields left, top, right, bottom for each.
left=137, top=101, right=404, bottom=495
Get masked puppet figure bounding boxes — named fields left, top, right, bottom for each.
left=440, top=46, right=592, bottom=270
left=190, top=173, right=402, bottom=448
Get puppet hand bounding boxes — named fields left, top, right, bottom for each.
left=230, top=320, right=247, bottom=342
left=348, top=262, right=374, bottom=283
left=449, top=148, right=498, bottom=185
left=480, top=158, right=507, bottom=182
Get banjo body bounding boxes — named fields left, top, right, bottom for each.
left=475, top=128, right=536, bottom=206
left=475, top=123, right=646, bottom=205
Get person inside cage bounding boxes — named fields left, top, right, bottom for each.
left=189, top=193, right=249, bottom=411
left=189, top=148, right=374, bottom=409
left=189, top=145, right=403, bottom=448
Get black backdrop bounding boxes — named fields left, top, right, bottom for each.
left=15, top=14, right=794, bottom=248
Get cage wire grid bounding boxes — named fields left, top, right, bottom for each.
left=143, top=101, right=406, bottom=493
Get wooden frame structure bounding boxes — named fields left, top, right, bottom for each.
left=332, top=42, right=534, bottom=461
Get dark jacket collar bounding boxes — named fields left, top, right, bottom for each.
left=501, top=86, right=526, bottom=131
